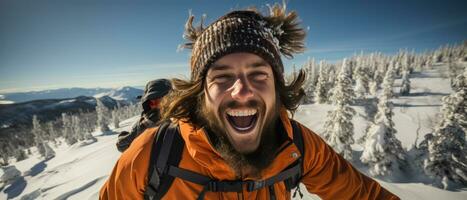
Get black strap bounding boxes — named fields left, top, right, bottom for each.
left=288, top=120, right=305, bottom=196
left=144, top=121, right=185, bottom=200
left=165, top=160, right=301, bottom=195
left=291, top=120, right=305, bottom=157
left=269, top=185, right=276, bottom=200
left=144, top=122, right=169, bottom=200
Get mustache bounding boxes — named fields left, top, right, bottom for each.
left=224, top=100, right=261, bottom=109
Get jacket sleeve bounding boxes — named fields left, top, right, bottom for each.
left=299, top=124, right=400, bottom=200
left=100, top=127, right=158, bottom=200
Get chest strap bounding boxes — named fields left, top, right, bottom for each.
left=166, top=161, right=301, bottom=200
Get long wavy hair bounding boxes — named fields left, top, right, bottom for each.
left=160, top=69, right=306, bottom=127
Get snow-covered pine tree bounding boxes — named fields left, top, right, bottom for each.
left=45, top=121, right=58, bottom=144
left=32, top=115, right=45, bottom=155
left=71, top=115, right=84, bottom=141
left=302, top=59, right=316, bottom=103
left=62, top=113, right=77, bottom=145
left=354, top=59, right=370, bottom=98
left=314, top=61, right=328, bottom=104
left=424, top=71, right=466, bottom=189
left=75, top=112, right=97, bottom=141
left=111, top=109, right=120, bottom=129
left=32, top=115, right=55, bottom=159
left=96, top=98, right=110, bottom=132
left=369, top=60, right=385, bottom=96
left=400, top=70, right=411, bottom=96
left=369, top=80, right=378, bottom=96
left=322, top=58, right=356, bottom=160
left=382, top=64, right=396, bottom=98
left=326, top=67, right=337, bottom=103
left=360, top=92, right=407, bottom=177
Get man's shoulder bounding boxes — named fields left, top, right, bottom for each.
left=292, top=120, right=329, bottom=155
left=118, top=127, right=159, bottom=168
left=292, top=121, right=321, bottom=140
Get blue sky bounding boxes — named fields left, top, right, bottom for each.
left=1, top=0, right=466, bottom=93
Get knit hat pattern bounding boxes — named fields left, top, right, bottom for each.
left=190, top=11, right=283, bottom=81
left=180, top=4, right=306, bottom=82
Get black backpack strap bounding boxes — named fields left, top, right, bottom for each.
left=288, top=120, right=305, bottom=198
left=144, top=121, right=185, bottom=200
left=291, top=120, right=305, bottom=158
left=163, top=157, right=302, bottom=199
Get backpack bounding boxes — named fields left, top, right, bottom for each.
left=144, top=120, right=305, bottom=200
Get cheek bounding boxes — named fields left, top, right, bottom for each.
left=205, top=86, right=223, bottom=110
left=258, top=80, right=277, bottom=111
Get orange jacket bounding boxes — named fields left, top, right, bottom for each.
left=100, top=110, right=399, bottom=200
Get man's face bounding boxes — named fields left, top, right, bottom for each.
left=148, top=99, right=161, bottom=110
left=204, top=53, right=277, bottom=154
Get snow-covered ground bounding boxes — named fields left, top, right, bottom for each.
left=1, top=67, right=466, bottom=200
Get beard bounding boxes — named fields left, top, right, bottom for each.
left=199, top=96, right=282, bottom=178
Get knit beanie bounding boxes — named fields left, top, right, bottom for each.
left=180, top=4, right=306, bottom=83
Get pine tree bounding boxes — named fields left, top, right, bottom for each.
left=111, top=109, right=120, bottom=129
left=369, top=62, right=385, bottom=96
left=302, top=59, right=316, bottom=103
left=314, top=61, right=328, bottom=104
left=72, top=115, right=84, bottom=141
left=369, top=80, right=378, bottom=96
left=382, top=64, right=396, bottom=98
left=354, top=60, right=370, bottom=98
left=399, top=70, right=411, bottom=96
left=96, top=98, right=110, bottom=132
left=323, top=58, right=356, bottom=160
left=32, top=115, right=55, bottom=159
left=75, top=112, right=97, bottom=142
left=62, top=113, right=77, bottom=145
left=424, top=71, right=466, bottom=189
left=326, top=67, right=337, bottom=102
left=360, top=93, right=407, bottom=177
left=46, top=121, right=59, bottom=145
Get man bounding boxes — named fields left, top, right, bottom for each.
left=101, top=4, right=399, bottom=200
left=116, top=79, right=172, bottom=152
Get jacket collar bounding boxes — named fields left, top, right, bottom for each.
left=177, top=108, right=301, bottom=180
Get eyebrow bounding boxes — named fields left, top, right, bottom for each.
left=210, top=60, right=269, bottom=72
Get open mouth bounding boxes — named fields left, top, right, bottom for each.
left=226, top=109, right=258, bottom=133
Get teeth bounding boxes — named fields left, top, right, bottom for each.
left=226, top=109, right=257, bottom=117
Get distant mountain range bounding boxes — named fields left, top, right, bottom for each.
left=0, top=86, right=144, bottom=104
left=0, top=95, right=129, bottom=130
left=0, top=86, right=144, bottom=137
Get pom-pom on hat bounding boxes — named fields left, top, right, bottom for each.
left=180, top=3, right=306, bottom=83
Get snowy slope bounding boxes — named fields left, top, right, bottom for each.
left=1, top=68, right=466, bottom=200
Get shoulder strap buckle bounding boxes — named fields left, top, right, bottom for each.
left=246, top=180, right=266, bottom=191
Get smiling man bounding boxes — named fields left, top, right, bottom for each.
left=100, top=4, right=399, bottom=200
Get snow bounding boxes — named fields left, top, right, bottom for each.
left=0, top=100, right=15, bottom=104
left=1, top=66, right=466, bottom=199
left=1, top=130, right=125, bottom=200
left=58, top=99, right=76, bottom=104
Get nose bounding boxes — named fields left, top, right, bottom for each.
left=231, top=77, right=254, bottom=102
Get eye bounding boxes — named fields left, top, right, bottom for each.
left=213, top=74, right=234, bottom=84
left=250, top=72, right=269, bottom=82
